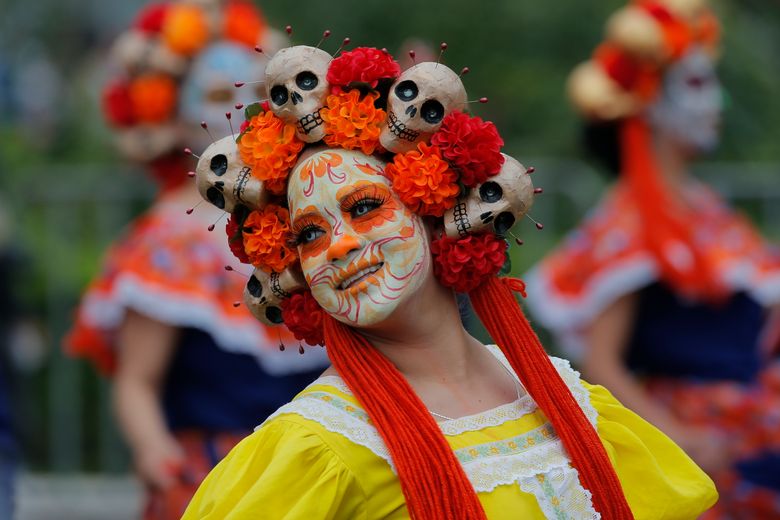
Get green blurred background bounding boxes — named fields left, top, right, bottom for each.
left=0, top=0, right=778, bottom=500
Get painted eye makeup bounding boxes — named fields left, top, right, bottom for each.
left=340, top=186, right=389, bottom=219
left=289, top=217, right=326, bottom=246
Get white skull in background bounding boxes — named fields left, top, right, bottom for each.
left=113, top=30, right=188, bottom=76
left=380, top=62, right=467, bottom=153
left=180, top=42, right=267, bottom=151
left=647, top=46, right=722, bottom=154
left=443, top=154, right=534, bottom=238
left=264, top=45, right=332, bottom=143
left=244, top=266, right=307, bottom=326
left=114, top=123, right=180, bottom=163
left=196, top=135, right=267, bottom=214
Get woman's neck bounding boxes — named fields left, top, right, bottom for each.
left=653, top=131, right=691, bottom=196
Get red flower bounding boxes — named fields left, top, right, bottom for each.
left=430, top=110, right=505, bottom=187
left=102, top=80, right=135, bottom=127
left=281, top=291, right=325, bottom=346
left=134, top=3, right=170, bottom=34
left=327, top=47, right=401, bottom=93
left=225, top=214, right=251, bottom=264
left=431, top=233, right=507, bottom=293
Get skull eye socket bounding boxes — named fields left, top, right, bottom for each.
left=265, top=306, right=284, bottom=324
left=421, top=100, right=445, bottom=124
left=296, top=71, right=318, bottom=91
left=270, top=85, right=289, bottom=105
left=479, top=181, right=503, bottom=203
left=210, top=154, right=228, bottom=176
left=206, top=187, right=226, bottom=209
left=493, top=212, right=516, bottom=234
left=395, top=80, right=418, bottom=102
left=247, top=275, right=263, bottom=298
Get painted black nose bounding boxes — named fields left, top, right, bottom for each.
left=406, top=105, right=417, bottom=118
left=291, top=91, right=304, bottom=105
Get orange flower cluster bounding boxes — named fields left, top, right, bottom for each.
left=322, top=90, right=385, bottom=155
left=238, top=111, right=304, bottom=195
left=224, top=0, right=266, bottom=47
left=162, top=4, right=209, bottom=56
left=385, top=143, right=460, bottom=217
left=129, top=74, right=177, bottom=123
left=242, top=205, right=299, bottom=273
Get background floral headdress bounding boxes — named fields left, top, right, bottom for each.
left=193, top=39, right=634, bottom=519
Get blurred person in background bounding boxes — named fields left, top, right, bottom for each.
left=526, top=0, right=780, bottom=516
left=64, top=1, right=327, bottom=518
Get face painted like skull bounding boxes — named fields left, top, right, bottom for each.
left=444, top=154, right=534, bottom=238
left=243, top=266, right=306, bottom=326
left=264, top=46, right=331, bottom=143
left=380, top=62, right=467, bottom=154
left=196, top=135, right=267, bottom=214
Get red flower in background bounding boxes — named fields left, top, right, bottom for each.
left=431, top=233, right=507, bottom=293
left=281, top=291, right=325, bottom=346
left=102, top=80, right=136, bottom=127
left=134, top=3, right=170, bottom=34
left=327, top=47, right=401, bottom=93
left=225, top=214, right=251, bottom=264
left=431, top=111, right=505, bottom=187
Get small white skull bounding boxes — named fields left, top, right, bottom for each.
left=264, top=45, right=332, bottom=143
left=380, top=62, right=467, bottom=153
left=244, top=266, right=306, bottom=326
left=114, top=123, right=180, bottom=162
left=113, top=30, right=188, bottom=76
left=196, top=135, right=267, bottom=214
left=444, top=154, right=534, bottom=238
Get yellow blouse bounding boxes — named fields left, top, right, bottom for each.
left=183, top=348, right=717, bottom=519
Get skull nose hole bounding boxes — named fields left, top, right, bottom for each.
left=270, top=85, right=289, bottom=106
left=296, top=71, right=319, bottom=91
left=405, top=105, right=417, bottom=118
left=210, top=154, right=228, bottom=176
left=479, top=181, right=503, bottom=203
left=494, top=212, right=516, bottom=234
left=247, top=275, right=263, bottom=298
left=395, top=80, right=418, bottom=102
left=421, top=100, right=445, bottom=124
left=206, top=187, right=226, bottom=209
left=265, top=306, right=284, bottom=324
left=291, top=91, right=303, bottom=105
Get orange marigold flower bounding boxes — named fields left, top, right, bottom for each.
left=129, top=74, right=177, bottom=123
left=238, top=111, right=304, bottom=195
left=162, top=4, right=209, bottom=56
left=385, top=143, right=460, bottom=217
left=224, top=0, right=266, bottom=47
left=322, top=90, right=385, bottom=155
left=242, top=205, right=299, bottom=273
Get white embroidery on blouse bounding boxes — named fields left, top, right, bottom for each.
left=261, top=348, right=601, bottom=518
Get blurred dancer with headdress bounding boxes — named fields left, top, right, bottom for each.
left=64, top=2, right=327, bottom=518
left=526, top=0, right=780, bottom=515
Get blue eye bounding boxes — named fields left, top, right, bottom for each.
left=351, top=200, right=382, bottom=218
left=301, top=227, right=324, bottom=244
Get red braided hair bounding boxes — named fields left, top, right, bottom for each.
left=323, top=315, right=488, bottom=520
left=469, top=276, right=633, bottom=518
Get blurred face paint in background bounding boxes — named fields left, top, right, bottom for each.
left=180, top=42, right=266, bottom=150
left=648, top=47, right=723, bottom=154
left=287, top=149, right=430, bottom=327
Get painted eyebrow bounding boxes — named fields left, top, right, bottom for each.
left=338, top=184, right=383, bottom=210
left=292, top=210, right=321, bottom=224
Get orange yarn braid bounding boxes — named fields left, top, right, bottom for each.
left=322, top=315, right=487, bottom=520
left=469, top=276, right=634, bottom=519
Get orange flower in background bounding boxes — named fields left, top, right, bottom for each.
left=162, top=4, right=209, bottom=56
left=238, top=111, right=304, bottom=195
left=224, top=0, right=266, bottom=47
left=242, top=205, right=299, bottom=273
left=322, top=90, right=385, bottom=155
left=385, top=143, right=460, bottom=217
left=129, top=74, right=177, bottom=123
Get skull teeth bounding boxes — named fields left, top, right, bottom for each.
left=388, top=111, right=420, bottom=142
left=270, top=272, right=292, bottom=300
left=233, top=166, right=251, bottom=203
left=297, top=109, right=324, bottom=134
left=452, top=202, right=472, bottom=237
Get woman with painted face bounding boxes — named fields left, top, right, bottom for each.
left=525, top=1, right=780, bottom=516
left=65, top=3, right=327, bottom=519
left=181, top=39, right=717, bottom=519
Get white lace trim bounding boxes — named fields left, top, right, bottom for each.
left=519, top=466, right=600, bottom=520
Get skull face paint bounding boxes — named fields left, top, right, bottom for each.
left=647, top=47, right=722, bottom=153
left=287, top=149, right=430, bottom=327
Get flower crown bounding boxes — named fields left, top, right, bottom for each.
left=568, top=0, right=719, bottom=121
left=193, top=41, right=539, bottom=346
left=102, top=0, right=268, bottom=161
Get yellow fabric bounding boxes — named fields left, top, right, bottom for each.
left=184, top=370, right=717, bottom=519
